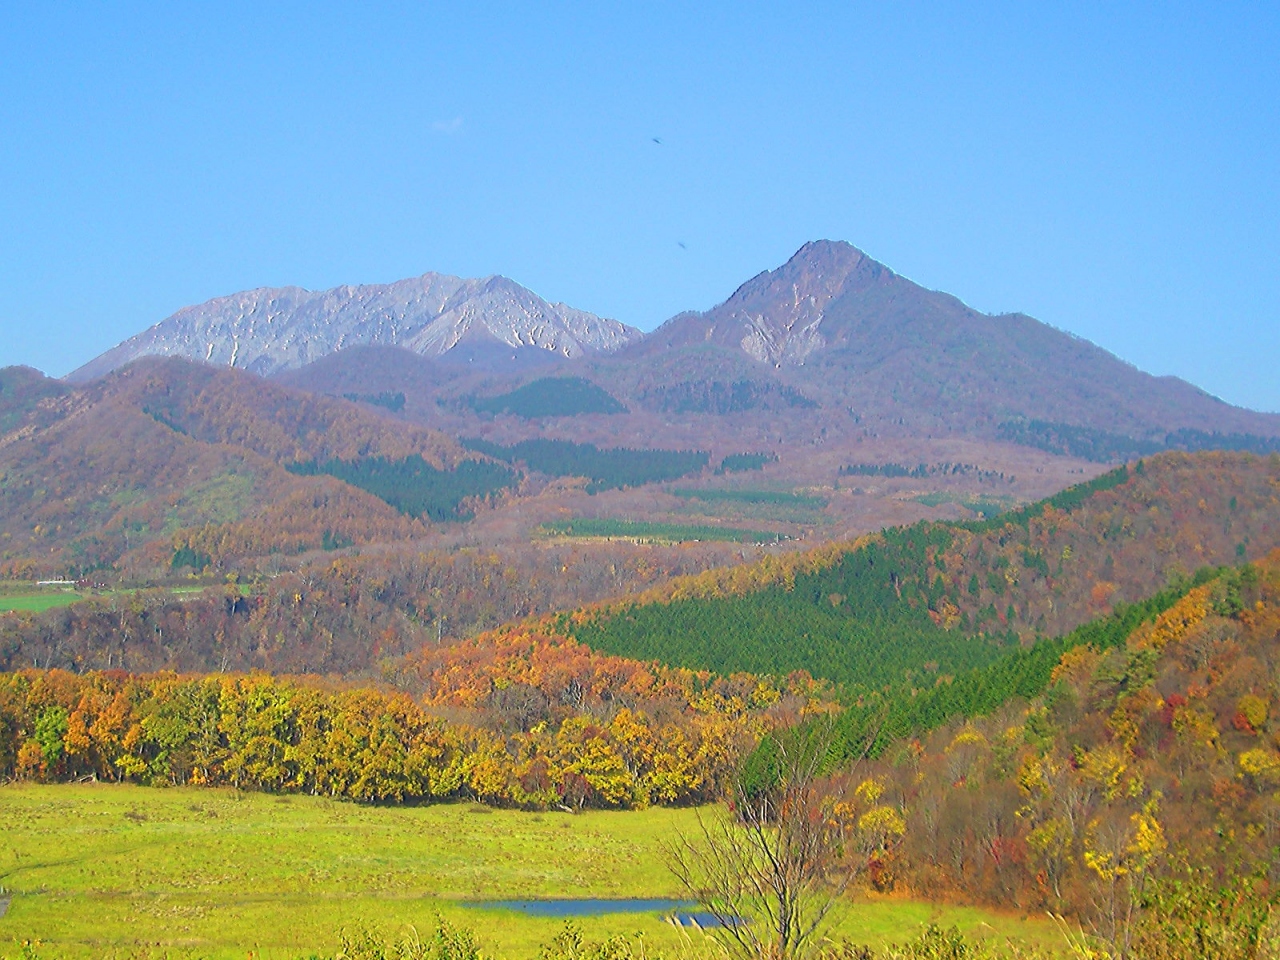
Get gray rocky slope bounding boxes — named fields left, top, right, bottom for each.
left=68, top=272, right=642, bottom=381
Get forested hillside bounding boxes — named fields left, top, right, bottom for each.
left=468, top=376, right=626, bottom=417
left=998, top=418, right=1280, bottom=463
left=0, top=541, right=745, bottom=675
left=120, top=356, right=465, bottom=466
left=288, top=455, right=518, bottom=521
left=0, top=358, right=483, bottom=576
left=461, top=437, right=709, bottom=492
left=833, top=556, right=1280, bottom=942
left=0, top=365, right=69, bottom=435
left=555, top=452, right=1280, bottom=682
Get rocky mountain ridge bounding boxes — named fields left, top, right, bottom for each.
left=68, top=272, right=643, bottom=381
left=65, top=241, right=1280, bottom=453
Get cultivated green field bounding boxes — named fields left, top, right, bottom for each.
left=667, top=489, right=829, bottom=526
left=0, top=593, right=84, bottom=614
left=0, top=784, right=1062, bottom=959
left=0, top=583, right=248, bottom=614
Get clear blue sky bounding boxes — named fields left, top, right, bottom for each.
left=2, top=3, right=1277, bottom=411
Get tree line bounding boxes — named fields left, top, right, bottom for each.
left=541, top=518, right=784, bottom=544
left=0, top=650, right=797, bottom=808
left=287, top=456, right=517, bottom=521
left=467, top=377, right=626, bottom=418
left=716, top=452, right=778, bottom=474
left=637, top=378, right=816, bottom=414
left=839, top=461, right=1013, bottom=484
left=999, top=417, right=1280, bottom=463
left=461, top=437, right=708, bottom=492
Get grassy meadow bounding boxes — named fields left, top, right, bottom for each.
left=0, top=594, right=83, bottom=614
left=0, top=784, right=1063, bottom=959
left=0, top=583, right=247, bottom=615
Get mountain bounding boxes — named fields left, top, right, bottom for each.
left=614, top=240, right=1280, bottom=444
left=67, top=242, right=1280, bottom=461
left=67, top=273, right=643, bottom=381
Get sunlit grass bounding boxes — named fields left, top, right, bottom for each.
left=0, top=593, right=82, bottom=613
left=0, top=583, right=253, bottom=614
left=0, top=784, right=1063, bottom=959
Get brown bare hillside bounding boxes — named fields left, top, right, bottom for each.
left=0, top=358, right=473, bottom=576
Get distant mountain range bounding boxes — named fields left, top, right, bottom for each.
left=5, top=244, right=1280, bottom=684
left=69, top=242, right=1280, bottom=453
left=68, top=273, right=644, bottom=381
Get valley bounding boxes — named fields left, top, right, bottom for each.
left=2, top=243, right=1279, bottom=959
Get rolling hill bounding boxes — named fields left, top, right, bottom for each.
left=548, top=450, right=1280, bottom=685
left=0, top=357, right=480, bottom=577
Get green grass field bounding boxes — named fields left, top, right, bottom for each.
left=0, top=583, right=253, bottom=615
left=0, top=784, right=1063, bottom=959
left=0, top=593, right=83, bottom=613
left=666, top=489, right=829, bottom=526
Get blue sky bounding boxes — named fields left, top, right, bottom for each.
left=1, top=3, right=1277, bottom=411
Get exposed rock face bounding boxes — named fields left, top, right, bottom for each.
left=633, top=241, right=893, bottom=366
left=713, top=240, right=886, bottom=365
left=65, top=241, right=1280, bottom=445
left=68, top=273, right=642, bottom=381
left=611, top=240, right=1280, bottom=440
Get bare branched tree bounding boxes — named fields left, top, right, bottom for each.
left=666, top=718, right=879, bottom=960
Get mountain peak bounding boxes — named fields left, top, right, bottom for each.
left=696, top=240, right=896, bottom=365
left=791, top=238, right=874, bottom=267
left=68, top=272, right=643, bottom=382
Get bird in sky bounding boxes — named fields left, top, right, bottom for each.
left=651, top=137, right=663, bottom=145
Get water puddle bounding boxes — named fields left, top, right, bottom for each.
left=462, top=898, right=692, bottom=917
left=460, top=899, right=742, bottom=927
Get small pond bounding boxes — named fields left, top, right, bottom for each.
left=460, top=899, right=741, bottom=927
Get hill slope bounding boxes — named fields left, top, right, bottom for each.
left=0, top=358, right=478, bottom=576
left=857, top=557, right=1280, bottom=929
left=552, top=451, right=1280, bottom=685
